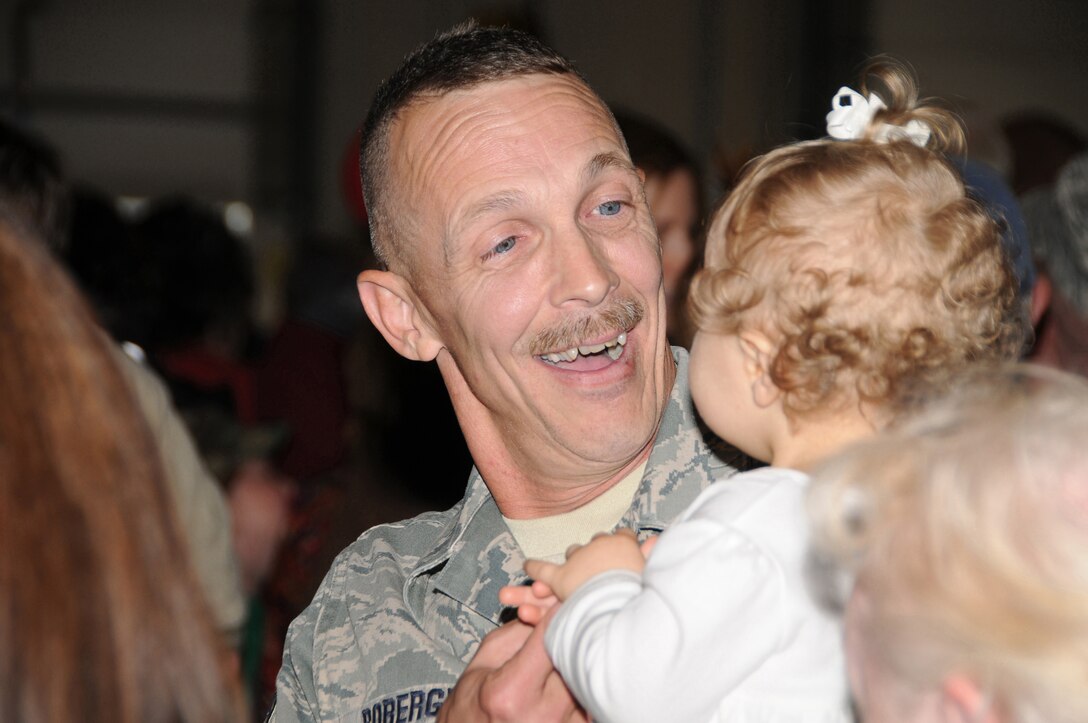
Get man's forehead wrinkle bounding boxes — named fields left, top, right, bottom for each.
left=393, top=100, right=496, bottom=272
left=441, top=230, right=453, bottom=269
left=459, top=191, right=525, bottom=229
left=400, top=100, right=513, bottom=199
left=393, top=74, right=625, bottom=272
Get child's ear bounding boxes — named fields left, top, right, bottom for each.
left=357, top=269, right=445, bottom=362
left=939, top=675, right=997, bottom=723
left=738, top=330, right=779, bottom=408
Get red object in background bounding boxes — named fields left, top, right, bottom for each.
left=256, top=319, right=348, bottom=480
left=157, top=320, right=350, bottom=481
left=340, top=128, right=368, bottom=225
left=158, top=346, right=260, bottom=424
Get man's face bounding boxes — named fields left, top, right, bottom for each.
left=388, top=74, right=672, bottom=483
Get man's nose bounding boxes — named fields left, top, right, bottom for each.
left=548, top=227, right=619, bottom=307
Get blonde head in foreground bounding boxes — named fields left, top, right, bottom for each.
left=809, top=363, right=1088, bottom=723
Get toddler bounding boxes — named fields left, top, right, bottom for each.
left=501, top=59, right=1027, bottom=723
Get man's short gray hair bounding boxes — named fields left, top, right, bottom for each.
left=360, top=22, right=583, bottom=272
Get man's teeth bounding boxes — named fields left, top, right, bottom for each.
left=542, top=332, right=627, bottom=363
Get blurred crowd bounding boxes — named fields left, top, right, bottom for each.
left=0, top=116, right=472, bottom=717
left=1, top=41, right=1086, bottom=723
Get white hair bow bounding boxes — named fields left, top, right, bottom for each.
left=826, top=86, right=931, bottom=148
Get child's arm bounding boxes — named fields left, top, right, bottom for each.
left=540, top=512, right=797, bottom=723
left=526, top=529, right=645, bottom=600
left=500, top=531, right=657, bottom=625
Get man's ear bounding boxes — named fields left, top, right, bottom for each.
left=357, top=269, right=444, bottom=361
left=939, top=675, right=998, bottom=723
left=738, top=330, right=779, bottom=408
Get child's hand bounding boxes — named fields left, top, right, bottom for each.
left=524, top=529, right=645, bottom=601
left=499, top=579, right=559, bottom=625
left=640, top=533, right=659, bottom=559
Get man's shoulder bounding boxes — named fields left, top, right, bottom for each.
left=345, top=507, right=459, bottom=558
left=277, top=505, right=472, bottom=721
left=316, top=506, right=461, bottom=603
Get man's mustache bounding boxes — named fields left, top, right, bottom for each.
left=528, top=297, right=643, bottom=356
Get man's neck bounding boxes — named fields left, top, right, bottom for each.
left=488, top=440, right=655, bottom=519
left=446, top=346, right=677, bottom=519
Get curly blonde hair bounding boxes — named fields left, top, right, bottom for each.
left=688, top=59, right=1027, bottom=418
left=807, top=364, right=1088, bottom=723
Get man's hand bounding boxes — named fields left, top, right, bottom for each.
left=437, top=615, right=588, bottom=722
left=523, top=529, right=645, bottom=601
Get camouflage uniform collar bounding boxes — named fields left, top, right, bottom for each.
left=420, top=468, right=523, bottom=626
left=619, top=347, right=718, bottom=533
left=410, top=347, right=721, bottom=626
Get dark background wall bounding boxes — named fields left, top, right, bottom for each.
left=3, top=0, right=1085, bottom=291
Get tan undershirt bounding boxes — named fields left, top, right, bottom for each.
left=503, top=461, right=647, bottom=563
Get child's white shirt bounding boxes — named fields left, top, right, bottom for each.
left=544, top=467, right=850, bottom=723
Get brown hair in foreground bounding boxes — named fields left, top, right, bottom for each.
left=688, top=58, right=1028, bottom=421
left=0, top=214, right=243, bottom=722
left=808, top=363, right=1088, bottom=722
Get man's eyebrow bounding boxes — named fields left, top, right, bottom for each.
left=462, top=191, right=524, bottom=226
left=583, top=151, right=639, bottom=182
left=441, top=154, right=637, bottom=265
left=445, top=191, right=526, bottom=266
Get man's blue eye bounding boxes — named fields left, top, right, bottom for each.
left=493, top=237, right=516, bottom=255
left=598, top=200, right=622, bottom=216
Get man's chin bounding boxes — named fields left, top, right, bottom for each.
left=556, top=418, right=659, bottom=471
left=540, top=386, right=662, bottom=458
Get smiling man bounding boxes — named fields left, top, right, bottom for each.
left=272, top=23, right=739, bottom=723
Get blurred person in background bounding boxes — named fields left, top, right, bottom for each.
left=0, top=212, right=245, bottom=723
left=1002, top=113, right=1086, bottom=196
left=616, top=112, right=705, bottom=348
left=1022, top=152, right=1088, bottom=377
left=0, top=116, right=68, bottom=251
left=955, top=158, right=1036, bottom=313
left=126, top=196, right=296, bottom=600
left=65, top=186, right=161, bottom=353
left=133, top=196, right=260, bottom=396
left=128, top=195, right=300, bottom=714
left=808, top=363, right=1088, bottom=723
left=0, top=117, right=248, bottom=644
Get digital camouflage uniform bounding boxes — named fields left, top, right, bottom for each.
left=272, top=349, right=740, bottom=723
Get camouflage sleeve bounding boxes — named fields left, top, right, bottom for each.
left=272, top=554, right=347, bottom=722
left=271, top=605, right=320, bottom=722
